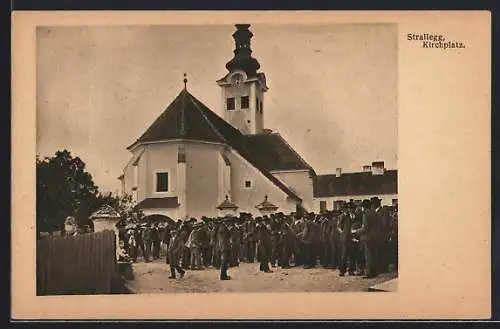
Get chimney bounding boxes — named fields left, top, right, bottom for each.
left=335, top=168, right=342, bottom=178
left=362, top=165, right=372, bottom=173
left=371, top=161, right=385, bottom=175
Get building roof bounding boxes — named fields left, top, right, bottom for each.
left=129, top=89, right=226, bottom=147
left=89, top=204, right=121, bottom=220
left=216, top=196, right=239, bottom=210
left=256, top=196, right=279, bottom=211
left=128, top=88, right=302, bottom=203
left=243, top=133, right=313, bottom=172
left=313, top=170, right=398, bottom=197
left=135, top=197, right=180, bottom=209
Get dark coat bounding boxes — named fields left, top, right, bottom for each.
left=375, top=207, right=390, bottom=241
left=168, top=232, right=185, bottom=262
left=217, top=223, right=232, bottom=252
left=209, top=226, right=217, bottom=246
left=281, top=227, right=296, bottom=250
left=357, top=209, right=379, bottom=242
left=302, top=221, right=321, bottom=245
left=162, top=228, right=171, bottom=244
left=257, top=224, right=272, bottom=260
left=246, top=221, right=257, bottom=243
left=327, top=216, right=339, bottom=243
left=337, top=213, right=355, bottom=243
left=230, top=225, right=241, bottom=246
left=198, top=225, right=210, bottom=249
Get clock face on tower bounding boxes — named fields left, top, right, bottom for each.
left=231, top=73, right=244, bottom=87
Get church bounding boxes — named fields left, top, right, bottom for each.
left=118, top=24, right=397, bottom=220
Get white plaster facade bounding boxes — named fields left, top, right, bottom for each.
left=120, top=139, right=300, bottom=220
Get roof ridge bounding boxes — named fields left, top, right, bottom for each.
left=273, top=132, right=314, bottom=172
left=186, top=92, right=228, bottom=144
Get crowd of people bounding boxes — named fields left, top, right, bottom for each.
left=116, top=196, right=398, bottom=281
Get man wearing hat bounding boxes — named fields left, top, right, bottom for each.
left=209, top=220, right=219, bottom=268
left=371, top=197, right=390, bottom=274
left=337, top=202, right=357, bottom=276
left=161, top=225, right=172, bottom=264
left=229, top=219, right=241, bottom=267
left=198, top=218, right=211, bottom=268
left=167, top=226, right=186, bottom=279
left=352, top=199, right=378, bottom=278
left=141, top=223, right=152, bottom=263
left=151, top=223, right=161, bottom=260
left=245, top=219, right=257, bottom=263
left=387, top=207, right=398, bottom=272
left=217, top=215, right=233, bottom=280
left=185, top=220, right=203, bottom=270
left=280, top=221, right=295, bottom=269
left=256, top=218, right=273, bottom=273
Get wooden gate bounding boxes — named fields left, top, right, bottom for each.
left=37, top=230, right=117, bottom=295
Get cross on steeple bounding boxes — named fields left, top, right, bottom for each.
left=183, top=73, right=188, bottom=89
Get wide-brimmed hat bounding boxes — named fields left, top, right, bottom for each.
left=222, top=214, right=234, bottom=222
left=347, top=202, right=356, bottom=210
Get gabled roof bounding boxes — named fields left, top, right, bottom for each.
left=128, top=89, right=226, bottom=149
left=313, top=170, right=398, bottom=197
left=243, top=133, right=313, bottom=172
left=89, top=204, right=121, bottom=220
left=255, top=196, right=279, bottom=211
left=216, top=196, right=239, bottom=210
left=128, top=88, right=302, bottom=203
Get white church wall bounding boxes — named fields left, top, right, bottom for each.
left=137, top=148, right=149, bottom=202
left=227, top=149, right=296, bottom=216
left=144, top=143, right=179, bottom=199
left=185, top=142, right=225, bottom=218
left=272, top=170, right=314, bottom=212
left=122, top=146, right=146, bottom=202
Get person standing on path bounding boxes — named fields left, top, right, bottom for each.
left=256, top=218, right=273, bottom=273
left=280, top=222, right=295, bottom=269
left=352, top=199, right=379, bottom=278
left=217, top=216, right=233, bottom=280
left=167, top=226, right=186, bottom=279
left=337, top=202, right=356, bottom=276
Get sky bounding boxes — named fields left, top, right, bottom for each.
left=36, top=24, right=398, bottom=195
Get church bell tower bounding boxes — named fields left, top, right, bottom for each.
left=217, top=24, right=269, bottom=135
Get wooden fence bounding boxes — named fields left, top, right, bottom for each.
left=37, top=230, right=117, bottom=295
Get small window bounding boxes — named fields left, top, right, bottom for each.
left=156, top=172, right=169, bottom=192
left=256, top=97, right=259, bottom=111
left=320, top=201, right=327, bottom=212
left=241, top=96, right=249, bottom=109
left=244, top=180, right=251, bottom=188
left=260, top=101, right=263, bottom=113
left=227, top=97, right=235, bottom=110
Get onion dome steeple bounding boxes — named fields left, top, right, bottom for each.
left=225, top=24, right=261, bottom=77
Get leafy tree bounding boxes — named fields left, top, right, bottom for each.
left=36, top=150, right=100, bottom=235
left=115, top=193, right=144, bottom=224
